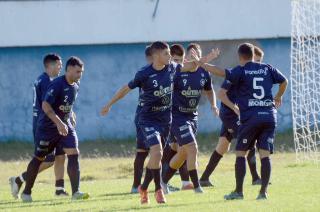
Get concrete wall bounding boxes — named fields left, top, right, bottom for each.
left=0, top=0, right=291, bottom=47
left=0, top=38, right=291, bottom=141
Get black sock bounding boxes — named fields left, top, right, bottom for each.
left=55, top=179, right=65, bottom=190
left=247, top=148, right=260, bottom=181
left=179, top=161, right=189, bottom=181
left=22, top=157, right=42, bottom=195
left=141, top=168, right=153, bottom=190
left=161, top=146, right=177, bottom=178
left=162, top=166, right=177, bottom=184
left=15, top=172, right=27, bottom=186
left=151, top=169, right=161, bottom=191
left=188, top=169, right=200, bottom=189
left=133, top=152, right=148, bottom=188
left=235, top=157, right=246, bottom=194
left=67, top=155, right=80, bottom=194
left=200, top=151, right=223, bottom=181
left=260, top=157, right=271, bottom=194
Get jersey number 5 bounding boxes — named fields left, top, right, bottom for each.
left=253, top=77, right=265, bottom=99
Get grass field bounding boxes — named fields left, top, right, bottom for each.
left=0, top=132, right=319, bottom=211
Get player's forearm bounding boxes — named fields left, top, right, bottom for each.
left=105, top=85, right=131, bottom=107
left=275, top=79, right=288, bottom=99
left=217, top=89, right=235, bottom=110
left=201, top=63, right=225, bottom=77
left=42, top=101, right=64, bottom=126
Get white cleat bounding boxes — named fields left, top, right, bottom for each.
left=71, top=191, right=89, bottom=200
left=9, top=177, right=20, bottom=199
left=194, top=186, right=204, bottom=194
left=161, top=182, right=170, bottom=195
left=20, top=193, right=32, bottom=203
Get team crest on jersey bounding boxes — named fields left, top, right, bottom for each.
left=200, top=79, right=206, bottom=86
left=201, top=73, right=204, bottom=77
left=47, top=89, right=54, bottom=96
left=243, top=139, right=247, bottom=144
left=227, top=128, right=234, bottom=133
left=189, top=99, right=197, bottom=107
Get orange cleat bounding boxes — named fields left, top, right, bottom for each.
left=138, top=185, right=150, bottom=204
left=154, top=188, right=166, bottom=204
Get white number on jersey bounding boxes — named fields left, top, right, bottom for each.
left=253, top=77, right=265, bottom=99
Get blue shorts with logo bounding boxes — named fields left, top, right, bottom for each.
left=139, top=122, right=170, bottom=149
left=171, top=118, right=198, bottom=146
left=236, top=119, right=275, bottom=154
left=34, top=123, right=77, bottom=158
left=135, top=119, right=148, bottom=150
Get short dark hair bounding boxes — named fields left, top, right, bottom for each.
left=170, top=44, right=185, bottom=56
left=238, top=43, right=254, bottom=60
left=150, top=41, right=169, bottom=54
left=43, top=53, right=61, bottom=67
left=145, top=45, right=152, bottom=57
left=254, top=45, right=264, bottom=58
left=187, top=43, right=201, bottom=52
left=65, top=56, right=84, bottom=71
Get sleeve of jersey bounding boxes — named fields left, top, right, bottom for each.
left=220, top=79, right=232, bottom=90
left=204, top=74, right=213, bottom=90
left=225, top=67, right=241, bottom=85
left=270, top=66, right=287, bottom=84
left=43, top=81, right=60, bottom=105
left=128, top=71, right=144, bottom=89
left=40, top=79, right=50, bottom=102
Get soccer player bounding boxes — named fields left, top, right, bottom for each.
left=101, top=41, right=204, bottom=204
left=19, top=56, right=89, bottom=202
left=161, top=44, right=193, bottom=191
left=9, top=54, right=70, bottom=199
left=202, top=43, right=287, bottom=200
left=131, top=45, right=152, bottom=194
left=199, top=46, right=265, bottom=187
left=161, top=43, right=219, bottom=194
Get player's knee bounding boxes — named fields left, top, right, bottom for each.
left=64, top=148, right=79, bottom=155
left=259, top=149, right=270, bottom=159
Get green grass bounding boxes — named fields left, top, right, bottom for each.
left=0, top=131, right=318, bottom=211
left=0, top=153, right=319, bottom=211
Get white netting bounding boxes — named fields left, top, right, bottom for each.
left=291, top=0, right=320, bottom=163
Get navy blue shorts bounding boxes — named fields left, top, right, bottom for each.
left=219, top=115, right=239, bottom=142
left=171, top=119, right=198, bottom=146
left=236, top=120, right=275, bottom=154
left=139, top=123, right=169, bottom=149
left=135, top=123, right=148, bottom=150
left=34, top=125, right=78, bottom=158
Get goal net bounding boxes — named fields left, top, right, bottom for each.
left=291, top=0, right=320, bottom=163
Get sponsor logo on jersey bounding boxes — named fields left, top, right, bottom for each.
left=153, top=85, right=173, bottom=97
left=248, top=99, right=273, bottom=107
left=181, top=87, right=202, bottom=97
left=244, top=67, right=268, bottom=76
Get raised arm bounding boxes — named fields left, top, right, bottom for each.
left=100, top=85, right=132, bottom=116
left=201, top=64, right=226, bottom=77
left=274, top=79, right=288, bottom=108
left=203, top=89, right=219, bottom=116
left=217, top=88, right=239, bottom=116
left=42, top=101, right=68, bottom=136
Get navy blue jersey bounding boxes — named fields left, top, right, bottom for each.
left=225, top=62, right=286, bottom=122
left=37, top=75, right=79, bottom=130
left=172, top=67, right=212, bottom=120
left=33, top=72, right=52, bottom=117
left=128, top=63, right=180, bottom=125
left=219, top=76, right=238, bottom=118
